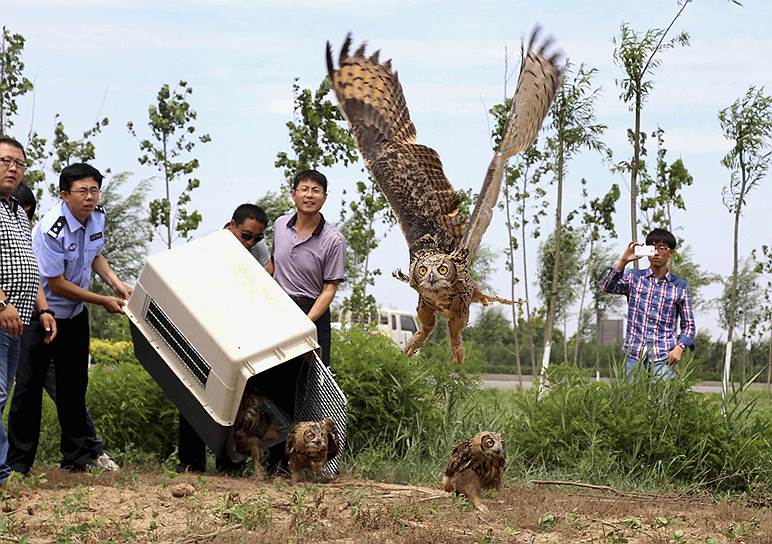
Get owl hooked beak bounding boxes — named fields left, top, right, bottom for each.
left=427, top=271, right=435, bottom=284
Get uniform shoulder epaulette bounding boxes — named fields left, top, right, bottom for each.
left=95, top=204, right=106, bottom=214
left=47, top=216, right=67, bottom=239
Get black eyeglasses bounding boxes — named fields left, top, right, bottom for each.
left=238, top=229, right=263, bottom=243
left=0, top=156, right=26, bottom=170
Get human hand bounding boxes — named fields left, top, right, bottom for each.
left=113, top=281, right=133, bottom=301
left=102, top=296, right=126, bottom=314
left=0, top=303, right=24, bottom=336
left=667, top=345, right=684, bottom=365
left=621, top=242, right=644, bottom=264
left=39, top=313, right=58, bottom=343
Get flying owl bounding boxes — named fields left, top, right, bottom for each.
left=442, top=431, right=507, bottom=510
left=226, top=389, right=283, bottom=480
left=285, top=418, right=341, bottom=484
left=327, top=29, right=563, bottom=364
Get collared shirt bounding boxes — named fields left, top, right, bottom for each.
left=272, top=213, right=346, bottom=300
left=0, top=196, right=39, bottom=325
left=602, top=267, right=696, bottom=361
left=33, top=201, right=106, bottom=319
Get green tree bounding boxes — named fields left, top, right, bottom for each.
left=718, top=86, right=772, bottom=399
left=717, top=259, right=762, bottom=383
left=274, top=77, right=358, bottom=187
left=639, top=126, right=694, bottom=232
left=572, top=180, right=619, bottom=366
left=0, top=26, right=32, bottom=134
left=540, top=63, right=610, bottom=382
left=339, top=179, right=391, bottom=323
left=612, top=11, right=689, bottom=255
left=751, top=244, right=772, bottom=392
left=127, top=81, right=211, bottom=249
left=47, top=114, right=110, bottom=195
left=538, top=226, right=583, bottom=360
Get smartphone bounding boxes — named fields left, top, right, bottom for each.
left=634, top=244, right=656, bottom=257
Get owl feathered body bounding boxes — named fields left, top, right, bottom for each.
left=442, top=431, right=507, bottom=510
left=226, top=389, right=283, bottom=479
left=327, top=29, right=563, bottom=364
left=285, top=418, right=341, bottom=484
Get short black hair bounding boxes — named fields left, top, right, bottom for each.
left=12, top=183, right=36, bottom=220
left=645, top=228, right=677, bottom=250
left=232, top=203, right=268, bottom=227
left=292, top=169, right=328, bottom=193
left=0, top=136, right=26, bottom=160
left=59, top=163, right=104, bottom=192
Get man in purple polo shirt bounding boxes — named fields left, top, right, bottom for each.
left=602, top=228, right=696, bottom=379
left=270, top=169, right=346, bottom=367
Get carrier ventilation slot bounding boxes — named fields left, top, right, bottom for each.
left=145, top=298, right=210, bottom=387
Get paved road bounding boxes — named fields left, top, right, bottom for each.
left=482, top=374, right=770, bottom=394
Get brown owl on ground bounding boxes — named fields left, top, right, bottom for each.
left=285, top=418, right=341, bottom=484
left=327, top=29, right=563, bottom=364
left=227, top=389, right=283, bottom=480
left=442, top=432, right=506, bottom=511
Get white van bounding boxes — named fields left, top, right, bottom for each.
left=375, top=308, right=419, bottom=350
left=336, top=307, right=419, bottom=350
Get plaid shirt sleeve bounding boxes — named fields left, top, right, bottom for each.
left=676, top=285, right=696, bottom=350
left=602, top=267, right=630, bottom=295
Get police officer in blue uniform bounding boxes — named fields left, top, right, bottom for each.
left=7, top=163, right=132, bottom=473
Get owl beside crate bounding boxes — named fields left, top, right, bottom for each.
left=285, top=418, right=341, bottom=484
left=327, top=28, right=563, bottom=364
left=443, top=432, right=507, bottom=511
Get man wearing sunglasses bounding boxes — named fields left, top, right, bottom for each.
left=224, top=203, right=273, bottom=274
left=602, top=228, right=696, bottom=379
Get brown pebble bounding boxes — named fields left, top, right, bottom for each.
left=170, top=483, right=196, bottom=498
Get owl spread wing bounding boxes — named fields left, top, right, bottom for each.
left=326, top=36, right=465, bottom=255
left=460, top=27, right=563, bottom=259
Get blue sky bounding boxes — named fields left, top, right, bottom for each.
left=5, top=0, right=772, bottom=340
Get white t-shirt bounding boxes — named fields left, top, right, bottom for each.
left=250, top=239, right=270, bottom=266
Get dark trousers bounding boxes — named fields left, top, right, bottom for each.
left=291, top=297, right=331, bottom=367
left=7, top=308, right=94, bottom=471
left=178, top=414, right=244, bottom=473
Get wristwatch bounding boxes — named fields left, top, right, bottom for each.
left=38, top=308, right=56, bottom=318
left=0, top=298, right=8, bottom=312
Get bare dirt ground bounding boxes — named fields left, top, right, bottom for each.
left=0, top=469, right=769, bottom=543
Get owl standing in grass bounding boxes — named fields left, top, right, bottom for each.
left=442, top=432, right=507, bottom=511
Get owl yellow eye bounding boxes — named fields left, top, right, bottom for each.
left=485, top=438, right=494, bottom=448
left=418, top=266, right=428, bottom=276
left=438, top=265, right=449, bottom=275
left=304, top=431, right=315, bottom=441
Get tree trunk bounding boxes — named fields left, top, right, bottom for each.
left=630, top=91, right=641, bottom=269
left=503, top=181, right=523, bottom=387
left=573, top=240, right=594, bottom=366
left=540, top=139, right=565, bottom=393
left=723, top=153, right=747, bottom=403
left=520, top=172, right=537, bottom=378
left=767, top=333, right=771, bottom=395
left=163, top=137, right=172, bottom=250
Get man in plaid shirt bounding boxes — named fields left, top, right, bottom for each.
left=0, top=136, right=57, bottom=484
left=602, top=228, right=696, bottom=379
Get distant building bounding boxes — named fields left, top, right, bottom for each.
left=597, top=319, right=624, bottom=345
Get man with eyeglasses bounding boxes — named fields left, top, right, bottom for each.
left=0, top=136, right=59, bottom=485
left=602, top=228, right=696, bottom=379
left=270, top=169, right=346, bottom=368
left=7, top=163, right=131, bottom=474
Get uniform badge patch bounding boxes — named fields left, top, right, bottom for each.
left=47, top=216, right=67, bottom=239
left=90, top=232, right=103, bottom=241
left=68, top=243, right=77, bottom=251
